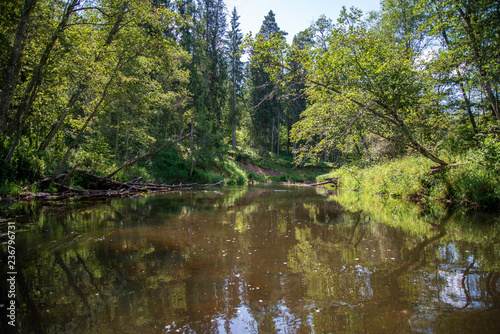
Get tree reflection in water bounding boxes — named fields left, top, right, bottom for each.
left=1, top=185, right=499, bottom=333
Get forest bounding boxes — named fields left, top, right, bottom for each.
left=0, top=0, right=499, bottom=207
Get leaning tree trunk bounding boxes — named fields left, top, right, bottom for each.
left=38, top=12, right=125, bottom=152
left=277, top=103, right=280, bottom=157
left=0, top=0, right=38, bottom=132
left=275, top=62, right=450, bottom=166
left=106, top=132, right=192, bottom=179
left=441, top=29, right=477, bottom=134
left=51, top=56, right=125, bottom=180
left=3, top=0, right=80, bottom=165
left=457, top=6, right=500, bottom=124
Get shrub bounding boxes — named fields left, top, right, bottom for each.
left=0, top=182, right=21, bottom=197
left=327, top=151, right=499, bottom=208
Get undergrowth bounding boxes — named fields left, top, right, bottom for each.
left=319, top=141, right=500, bottom=209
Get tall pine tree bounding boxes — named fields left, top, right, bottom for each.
left=227, top=7, right=244, bottom=149
left=249, top=10, right=287, bottom=155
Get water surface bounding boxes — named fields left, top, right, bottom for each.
left=1, top=185, right=499, bottom=333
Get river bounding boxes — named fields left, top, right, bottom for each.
left=1, top=184, right=499, bottom=333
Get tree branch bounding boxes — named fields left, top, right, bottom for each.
left=106, top=131, right=193, bottom=179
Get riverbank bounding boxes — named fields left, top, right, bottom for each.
left=0, top=149, right=330, bottom=202
left=318, top=154, right=500, bottom=210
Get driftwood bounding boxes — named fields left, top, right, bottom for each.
left=197, top=180, right=224, bottom=188
left=310, top=177, right=339, bottom=187
left=75, top=169, right=138, bottom=190
left=20, top=174, right=65, bottom=191
left=74, top=169, right=206, bottom=192
left=430, top=163, right=468, bottom=175
left=4, top=170, right=225, bottom=203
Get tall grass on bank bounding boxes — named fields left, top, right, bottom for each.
left=319, top=147, right=500, bottom=209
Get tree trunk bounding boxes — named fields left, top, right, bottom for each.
left=457, top=6, right=500, bottom=123
left=114, top=113, right=120, bottom=158
left=51, top=59, right=120, bottom=179
left=287, top=124, right=290, bottom=155
left=124, top=128, right=130, bottom=161
left=441, top=29, right=477, bottom=134
left=232, top=85, right=237, bottom=150
left=107, top=132, right=192, bottom=179
left=460, top=80, right=478, bottom=134
left=232, top=115, right=237, bottom=150
left=259, top=132, right=263, bottom=155
left=0, top=0, right=38, bottom=132
left=37, top=13, right=125, bottom=152
left=3, top=0, right=80, bottom=165
left=189, top=117, right=194, bottom=179
left=271, top=117, right=274, bottom=154
left=232, top=56, right=237, bottom=150
left=277, top=104, right=280, bottom=157
left=406, top=134, right=448, bottom=165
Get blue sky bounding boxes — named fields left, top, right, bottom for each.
left=224, top=0, right=382, bottom=42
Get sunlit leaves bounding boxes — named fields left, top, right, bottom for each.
left=0, top=0, right=191, bottom=177
left=249, top=5, right=451, bottom=164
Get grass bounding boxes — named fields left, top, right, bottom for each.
left=319, top=150, right=500, bottom=209
left=0, top=181, right=22, bottom=197
left=142, top=145, right=330, bottom=186
left=1, top=145, right=330, bottom=195
left=233, top=147, right=332, bottom=183
left=0, top=180, right=41, bottom=198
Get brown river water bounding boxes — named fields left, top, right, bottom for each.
left=0, top=184, right=499, bottom=333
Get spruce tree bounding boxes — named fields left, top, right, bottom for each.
left=227, top=7, right=244, bottom=149
left=249, top=10, right=287, bottom=155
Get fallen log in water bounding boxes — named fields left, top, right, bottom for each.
left=197, top=180, right=224, bottom=188
left=74, top=170, right=224, bottom=192
left=75, top=169, right=137, bottom=190
left=310, top=177, right=339, bottom=187
left=2, top=170, right=225, bottom=202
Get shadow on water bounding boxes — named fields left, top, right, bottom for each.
left=0, top=185, right=499, bottom=333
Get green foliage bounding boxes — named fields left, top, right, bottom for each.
left=326, top=149, right=500, bottom=208
left=362, top=158, right=430, bottom=196
left=0, top=138, right=45, bottom=182
left=0, top=0, right=191, bottom=184
left=0, top=181, right=21, bottom=197
left=443, top=136, right=500, bottom=207
left=245, top=10, right=288, bottom=157
left=1, top=0, right=498, bottom=208
left=190, top=169, right=223, bottom=184
left=419, top=0, right=500, bottom=124
left=250, top=6, right=452, bottom=166
left=150, top=147, right=189, bottom=183
left=244, top=170, right=265, bottom=183
left=478, top=135, right=500, bottom=173
left=220, top=159, right=246, bottom=185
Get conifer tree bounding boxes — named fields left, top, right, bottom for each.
left=227, top=7, right=244, bottom=149
left=249, top=10, right=287, bottom=155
